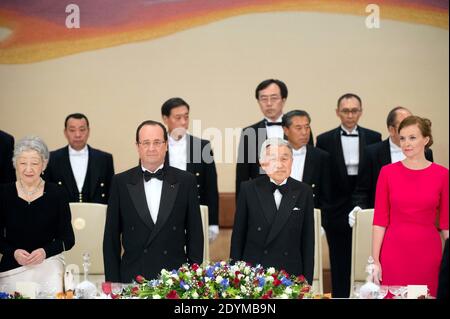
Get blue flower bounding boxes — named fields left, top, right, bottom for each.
left=220, top=279, right=229, bottom=289
left=206, top=267, right=215, bottom=278
left=0, top=292, right=10, bottom=299
left=258, top=277, right=265, bottom=287
left=281, top=277, right=292, bottom=286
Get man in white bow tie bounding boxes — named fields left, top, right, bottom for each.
left=230, top=138, right=315, bottom=283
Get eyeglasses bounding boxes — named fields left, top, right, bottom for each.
left=258, top=95, right=282, bottom=104
left=339, top=108, right=362, bottom=116
left=138, top=140, right=166, bottom=148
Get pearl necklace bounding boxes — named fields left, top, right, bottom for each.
left=19, top=178, right=43, bottom=200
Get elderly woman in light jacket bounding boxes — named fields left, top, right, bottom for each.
left=0, top=136, right=75, bottom=295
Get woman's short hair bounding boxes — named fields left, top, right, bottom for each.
left=12, top=136, right=50, bottom=168
left=398, top=115, right=433, bottom=148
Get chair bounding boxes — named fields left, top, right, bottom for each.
left=200, top=205, right=210, bottom=264
left=65, top=203, right=107, bottom=280
left=350, top=208, right=374, bottom=295
left=312, top=209, right=323, bottom=294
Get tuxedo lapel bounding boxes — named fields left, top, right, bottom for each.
left=126, top=167, right=154, bottom=230
left=357, top=128, right=367, bottom=175
left=86, top=146, right=99, bottom=199
left=62, top=146, right=79, bottom=195
left=265, top=178, right=300, bottom=246
left=255, top=176, right=278, bottom=224
left=302, top=145, right=314, bottom=184
left=186, top=134, right=194, bottom=173
left=145, top=167, right=179, bottom=247
left=379, top=139, right=392, bottom=165
left=334, top=128, right=348, bottom=188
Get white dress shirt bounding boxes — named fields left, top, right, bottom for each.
left=270, top=177, right=288, bottom=210
left=340, top=125, right=359, bottom=176
left=290, top=145, right=307, bottom=182
left=265, top=115, right=284, bottom=139
left=168, top=134, right=187, bottom=171
left=142, top=164, right=164, bottom=224
left=68, top=145, right=88, bottom=193
left=389, top=137, right=406, bottom=163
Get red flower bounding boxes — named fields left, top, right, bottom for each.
left=273, top=278, right=282, bottom=287
left=297, top=275, right=306, bottom=283
left=233, top=277, right=240, bottom=287
left=192, top=263, right=199, bottom=271
left=198, top=281, right=204, bottom=288
left=131, top=287, right=139, bottom=296
left=135, top=275, right=145, bottom=284
left=166, top=290, right=180, bottom=299
left=300, top=286, right=310, bottom=293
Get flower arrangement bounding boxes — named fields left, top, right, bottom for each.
left=122, top=260, right=318, bottom=299
left=0, top=291, right=28, bottom=299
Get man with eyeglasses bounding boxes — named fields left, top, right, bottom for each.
left=350, top=107, right=434, bottom=217
left=103, top=120, right=203, bottom=283
left=161, top=97, right=220, bottom=242
left=44, top=113, right=114, bottom=204
left=236, top=79, right=288, bottom=201
left=316, top=93, right=381, bottom=298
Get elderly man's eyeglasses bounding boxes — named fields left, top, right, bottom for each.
left=258, top=95, right=282, bottom=104
left=339, top=108, right=362, bottom=116
left=138, top=140, right=166, bottom=148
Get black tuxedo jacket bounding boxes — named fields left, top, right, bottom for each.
left=236, top=119, right=314, bottom=199
left=352, top=139, right=434, bottom=209
left=103, top=165, right=204, bottom=283
left=165, top=134, right=219, bottom=225
left=44, top=145, right=114, bottom=204
left=301, top=145, right=332, bottom=212
left=0, top=130, right=15, bottom=184
left=230, top=176, right=315, bottom=283
left=316, top=126, right=381, bottom=221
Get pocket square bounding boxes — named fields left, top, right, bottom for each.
left=292, top=207, right=300, bottom=211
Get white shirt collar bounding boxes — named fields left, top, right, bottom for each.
left=340, top=125, right=358, bottom=135
left=168, top=132, right=188, bottom=146
left=68, top=145, right=88, bottom=155
left=269, top=177, right=288, bottom=186
left=292, top=145, right=307, bottom=155
left=141, top=163, right=164, bottom=174
left=389, top=137, right=402, bottom=153
left=265, top=114, right=284, bottom=124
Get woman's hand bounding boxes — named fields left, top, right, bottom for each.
left=372, top=261, right=383, bottom=285
left=14, top=249, right=31, bottom=266
left=27, top=248, right=46, bottom=265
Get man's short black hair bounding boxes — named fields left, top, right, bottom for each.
left=255, top=79, right=288, bottom=99
left=282, top=110, right=311, bottom=128
left=65, top=113, right=89, bottom=128
left=161, top=97, right=190, bottom=117
left=386, top=106, right=410, bottom=128
left=136, top=120, right=168, bottom=143
left=337, top=93, right=362, bottom=108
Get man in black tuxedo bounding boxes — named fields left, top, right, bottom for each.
left=316, top=93, right=381, bottom=297
left=0, top=130, right=15, bottom=183
left=235, top=79, right=288, bottom=200
left=230, top=138, right=314, bottom=283
left=44, top=113, right=114, bottom=204
left=351, top=106, right=433, bottom=210
left=282, top=110, right=331, bottom=212
left=161, top=97, right=219, bottom=242
left=103, top=120, right=203, bottom=283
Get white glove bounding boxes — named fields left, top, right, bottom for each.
left=208, top=225, right=219, bottom=242
left=320, top=226, right=325, bottom=237
left=348, top=206, right=361, bottom=228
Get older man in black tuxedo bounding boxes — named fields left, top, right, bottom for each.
left=231, top=137, right=314, bottom=283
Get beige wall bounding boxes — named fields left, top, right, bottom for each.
left=0, top=12, right=448, bottom=192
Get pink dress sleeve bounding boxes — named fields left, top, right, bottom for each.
left=439, top=169, right=449, bottom=230
left=374, top=165, right=390, bottom=227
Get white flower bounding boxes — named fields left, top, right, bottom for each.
left=279, top=294, right=289, bottom=299
left=284, top=287, right=292, bottom=295
left=152, top=294, right=161, bottom=299
left=192, top=292, right=199, bottom=299
left=254, top=287, right=262, bottom=293
left=238, top=274, right=244, bottom=280
left=215, top=276, right=223, bottom=284
left=234, top=295, right=241, bottom=299
left=171, top=273, right=179, bottom=280
left=167, top=279, right=173, bottom=287
left=244, top=277, right=249, bottom=283
left=196, top=268, right=203, bottom=276
left=205, top=277, right=210, bottom=283
left=221, top=292, right=227, bottom=298
left=241, top=286, right=247, bottom=293
left=244, top=267, right=251, bottom=275
left=267, top=267, right=275, bottom=275
left=185, top=271, right=192, bottom=278
left=220, top=261, right=226, bottom=266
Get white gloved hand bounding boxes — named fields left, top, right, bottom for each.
left=208, top=225, right=219, bottom=242
left=320, top=226, right=325, bottom=237
left=348, top=206, right=361, bottom=228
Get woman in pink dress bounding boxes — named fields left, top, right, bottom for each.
left=371, top=116, right=449, bottom=297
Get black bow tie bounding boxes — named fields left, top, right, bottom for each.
left=143, top=169, right=164, bottom=182
left=266, top=121, right=283, bottom=126
left=341, top=129, right=359, bottom=137
left=271, top=182, right=289, bottom=195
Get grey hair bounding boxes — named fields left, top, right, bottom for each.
left=12, top=136, right=50, bottom=169
left=259, top=138, right=293, bottom=161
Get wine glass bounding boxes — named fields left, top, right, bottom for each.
left=111, top=282, right=123, bottom=296
left=377, top=285, right=389, bottom=299
left=101, top=282, right=112, bottom=298
left=388, top=285, right=405, bottom=299
left=352, top=283, right=363, bottom=299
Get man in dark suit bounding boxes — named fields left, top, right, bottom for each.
left=0, top=130, right=15, bottom=183
left=44, top=113, right=114, bottom=204
left=231, top=138, right=314, bottom=283
left=316, top=93, right=382, bottom=297
left=282, top=110, right=331, bottom=212
left=161, top=97, right=219, bottom=242
left=103, top=120, right=203, bottom=283
left=351, top=106, right=433, bottom=211
left=235, top=79, right=288, bottom=200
